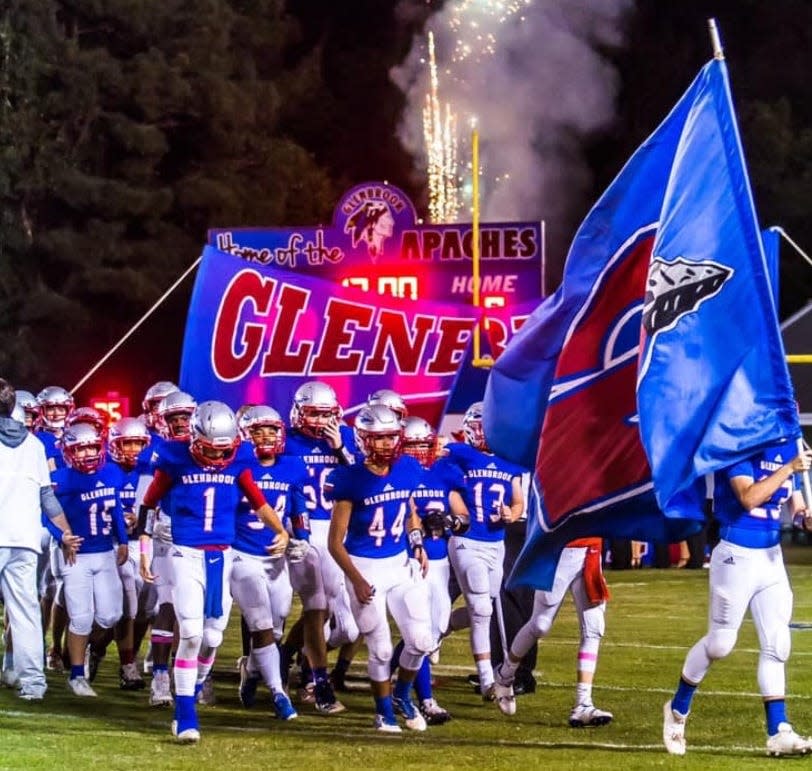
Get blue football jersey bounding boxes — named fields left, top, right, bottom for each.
left=445, top=442, right=524, bottom=543
left=233, top=455, right=309, bottom=556
left=38, top=429, right=65, bottom=471
left=412, top=459, right=467, bottom=560
left=152, top=441, right=251, bottom=547
left=114, top=464, right=141, bottom=520
left=714, top=443, right=795, bottom=536
left=325, top=455, right=421, bottom=558
left=51, top=463, right=128, bottom=553
left=284, top=425, right=359, bottom=522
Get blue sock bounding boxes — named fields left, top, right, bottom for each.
left=414, top=657, right=432, bottom=701
left=393, top=677, right=412, bottom=703
left=375, top=694, right=396, bottom=721
left=390, top=640, right=405, bottom=675
left=70, top=664, right=85, bottom=680
left=671, top=678, right=697, bottom=716
left=765, top=699, right=787, bottom=736
left=153, top=663, right=168, bottom=674
left=314, top=666, right=328, bottom=684
left=174, top=694, right=198, bottom=730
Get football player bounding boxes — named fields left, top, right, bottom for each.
left=138, top=401, right=289, bottom=744
left=49, top=423, right=128, bottom=697
left=108, top=417, right=152, bottom=691
left=141, top=381, right=179, bottom=435
left=493, top=537, right=613, bottom=726
left=281, top=381, right=358, bottom=714
left=443, top=401, right=525, bottom=714
left=326, top=404, right=433, bottom=733
left=663, top=443, right=812, bottom=757
left=367, top=389, right=408, bottom=421
left=397, top=415, right=469, bottom=724
left=232, top=405, right=309, bottom=721
left=35, top=385, right=74, bottom=471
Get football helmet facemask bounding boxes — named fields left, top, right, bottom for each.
left=238, top=405, right=286, bottom=459
left=290, top=381, right=342, bottom=439
left=189, top=401, right=241, bottom=469
left=108, top=417, right=151, bottom=471
left=36, top=386, right=74, bottom=431
left=401, top=416, right=438, bottom=468
left=61, top=422, right=105, bottom=474
left=156, top=390, right=196, bottom=441
left=462, top=401, right=488, bottom=451
left=354, top=404, right=403, bottom=466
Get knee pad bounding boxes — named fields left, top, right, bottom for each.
left=68, top=612, right=93, bottom=637
left=469, top=593, right=492, bottom=623
left=581, top=604, right=606, bottom=640
left=705, top=628, right=737, bottom=661
left=178, top=616, right=204, bottom=641
left=202, top=627, right=223, bottom=650
left=95, top=609, right=122, bottom=630
left=530, top=612, right=553, bottom=639
left=177, top=635, right=203, bottom=660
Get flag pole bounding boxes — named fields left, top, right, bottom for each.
left=708, top=18, right=725, bottom=60
left=801, top=437, right=812, bottom=511
left=471, top=125, right=493, bottom=368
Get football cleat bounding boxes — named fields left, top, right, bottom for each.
left=374, top=713, right=403, bottom=734
left=569, top=703, right=613, bottom=728
left=17, top=689, right=45, bottom=701
left=149, top=670, right=174, bottom=707
left=481, top=683, right=497, bottom=702
left=195, top=673, right=216, bottom=706
left=238, top=657, right=260, bottom=708
left=67, top=676, right=97, bottom=697
left=273, top=691, right=298, bottom=721
left=86, top=647, right=104, bottom=683
left=171, top=720, right=201, bottom=745
left=119, top=663, right=146, bottom=691
left=493, top=677, right=516, bottom=716
left=314, top=679, right=346, bottom=715
left=766, top=723, right=812, bottom=756
left=420, top=698, right=451, bottom=725
left=46, top=649, right=65, bottom=673
left=392, top=694, right=427, bottom=732
left=662, top=700, right=687, bottom=756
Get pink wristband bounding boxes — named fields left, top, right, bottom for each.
left=140, top=540, right=150, bottom=555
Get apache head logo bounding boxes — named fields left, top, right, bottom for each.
left=344, top=201, right=395, bottom=259
left=642, top=256, right=732, bottom=335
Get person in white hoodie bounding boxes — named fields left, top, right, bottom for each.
left=0, top=378, right=81, bottom=699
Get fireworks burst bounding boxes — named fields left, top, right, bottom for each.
left=422, top=31, right=461, bottom=223
left=448, top=0, right=532, bottom=64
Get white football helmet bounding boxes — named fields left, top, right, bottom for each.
left=156, top=390, right=196, bottom=441
left=108, top=417, right=151, bottom=470
left=14, top=390, right=38, bottom=428
left=290, top=381, right=341, bottom=439
left=60, top=422, right=105, bottom=473
left=36, top=386, right=74, bottom=431
left=142, top=381, right=179, bottom=429
left=238, top=405, right=286, bottom=459
left=66, top=406, right=110, bottom=439
left=190, top=401, right=240, bottom=469
left=367, top=388, right=408, bottom=421
left=401, top=416, right=438, bottom=468
left=354, top=404, right=403, bottom=465
left=462, top=401, right=488, bottom=451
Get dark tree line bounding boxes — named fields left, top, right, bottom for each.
left=1, top=0, right=810, bottom=400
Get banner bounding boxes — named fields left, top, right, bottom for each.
left=485, top=59, right=800, bottom=589
left=180, top=245, right=536, bottom=424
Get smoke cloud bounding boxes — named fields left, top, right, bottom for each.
left=392, top=0, right=633, bottom=284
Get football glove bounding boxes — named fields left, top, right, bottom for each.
left=286, top=538, right=310, bottom=563
left=422, top=510, right=447, bottom=538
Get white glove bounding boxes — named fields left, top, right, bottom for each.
left=286, top=538, right=310, bottom=563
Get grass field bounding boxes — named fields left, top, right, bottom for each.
left=5, top=544, right=812, bottom=770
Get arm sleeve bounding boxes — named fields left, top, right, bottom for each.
left=40, top=485, right=64, bottom=521
left=238, top=468, right=267, bottom=510
left=141, top=469, right=174, bottom=508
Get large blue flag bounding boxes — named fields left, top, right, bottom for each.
left=484, top=58, right=800, bottom=589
